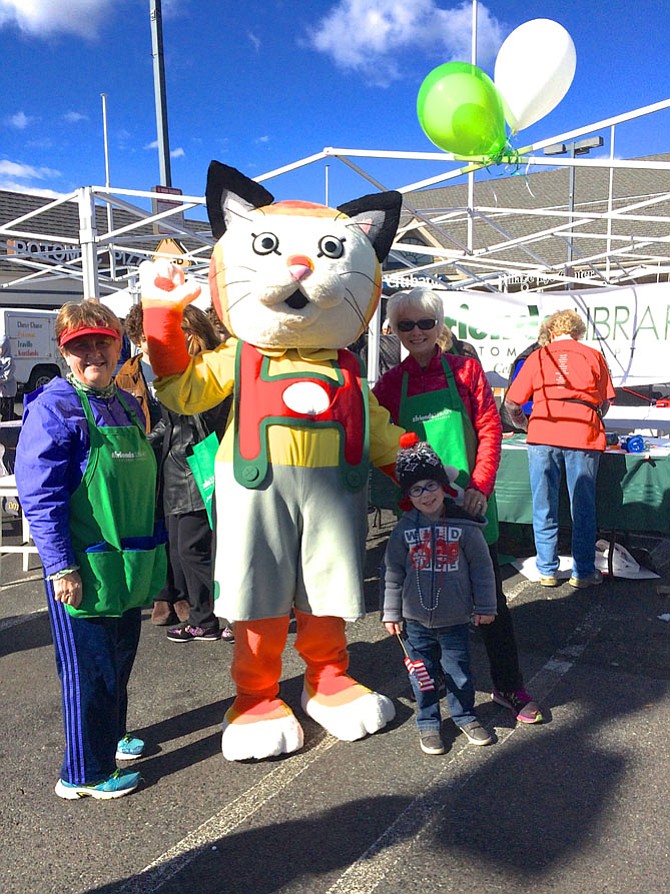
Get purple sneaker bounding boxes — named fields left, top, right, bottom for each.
left=167, top=624, right=221, bottom=643
left=492, top=688, right=543, bottom=724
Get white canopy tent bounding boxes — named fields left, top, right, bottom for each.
left=1, top=95, right=670, bottom=386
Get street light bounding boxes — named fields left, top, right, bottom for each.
left=544, top=136, right=604, bottom=281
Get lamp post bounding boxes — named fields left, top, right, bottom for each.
left=544, top=136, right=604, bottom=283
left=150, top=0, right=171, bottom=187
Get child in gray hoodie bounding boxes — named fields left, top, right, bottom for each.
left=382, top=433, right=497, bottom=755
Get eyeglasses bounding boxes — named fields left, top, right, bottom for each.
left=397, top=318, right=437, bottom=332
left=408, top=480, right=441, bottom=498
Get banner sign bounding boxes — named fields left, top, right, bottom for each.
left=437, top=282, right=670, bottom=388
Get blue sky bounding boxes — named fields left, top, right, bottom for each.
left=1, top=0, right=669, bottom=211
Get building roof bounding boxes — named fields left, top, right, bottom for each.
left=393, top=152, right=670, bottom=290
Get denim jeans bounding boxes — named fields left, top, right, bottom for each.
left=527, top=443, right=600, bottom=579
left=404, top=620, right=475, bottom=730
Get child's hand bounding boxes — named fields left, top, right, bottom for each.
left=473, top=613, right=495, bottom=626
left=384, top=621, right=403, bottom=636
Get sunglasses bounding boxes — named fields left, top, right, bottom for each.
left=408, top=480, right=442, bottom=498
left=397, top=318, right=438, bottom=332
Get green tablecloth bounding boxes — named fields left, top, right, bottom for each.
left=496, top=434, right=670, bottom=533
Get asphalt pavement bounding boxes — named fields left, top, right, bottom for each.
left=1, top=512, right=668, bottom=894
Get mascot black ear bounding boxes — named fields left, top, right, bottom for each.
left=206, top=161, right=275, bottom=240
left=337, top=191, right=403, bottom=263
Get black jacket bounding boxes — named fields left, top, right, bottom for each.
left=150, top=398, right=230, bottom=517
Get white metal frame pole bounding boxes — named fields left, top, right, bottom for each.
left=100, top=93, right=116, bottom=279
left=606, top=125, right=616, bottom=281
left=78, top=187, right=100, bottom=300
left=467, top=0, right=477, bottom=253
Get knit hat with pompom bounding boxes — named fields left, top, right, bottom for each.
left=395, top=432, right=451, bottom=495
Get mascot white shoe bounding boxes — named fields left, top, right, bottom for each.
left=141, top=163, right=403, bottom=761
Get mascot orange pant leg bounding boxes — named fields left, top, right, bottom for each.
left=222, top=612, right=395, bottom=760
left=295, top=611, right=395, bottom=742
left=222, top=616, right=304, bottom=761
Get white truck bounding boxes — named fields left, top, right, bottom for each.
left=0, top=308, right=67, bottom=393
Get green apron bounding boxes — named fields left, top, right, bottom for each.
left=398, top=356, right=499, bottom=544
left=66, top=390, right=167, bottom=618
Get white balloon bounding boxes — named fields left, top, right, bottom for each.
left=494, top=18, right=576, bottom=133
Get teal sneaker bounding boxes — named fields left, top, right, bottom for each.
left=115, top=734, right=145, bottom=761
left=55, top=768, right=141, bottom=800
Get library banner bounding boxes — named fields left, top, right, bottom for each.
left=438, top=282, right=670, bottom=387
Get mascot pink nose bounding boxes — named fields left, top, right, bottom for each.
left=287, top=255, right=314, bottom=282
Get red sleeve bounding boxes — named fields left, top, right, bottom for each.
left=598, top=355, right=616, bottom=401
left=505, top=352, right=537, bottom=406
left=142, top=302, right=190, bottom=378
left=453, top=357, right=502, bottom=497
left=372, top=366, right=403, bottom=423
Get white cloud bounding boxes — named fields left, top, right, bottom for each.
left=0, top=180, right=67, bottom=197
left=6, top=111, right=34, bottom=130
left=0, top=0, right=115, bottom=39
left=145, top=141, right=185, bottom=158
left=306, top=0, right=504, bottom=86
left=248, top=31, right=261, bottom=51
left=63, top=111, right=88, bottom=124
left=0, top=160, right=60, bottom=179
left=0, top=159, right=62, bottom=193
left=256, top=135, right=270, bottom=144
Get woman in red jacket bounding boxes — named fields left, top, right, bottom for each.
left=505, top=309, right=614, bottom=589
left=374, top=287, right=542, bottom=724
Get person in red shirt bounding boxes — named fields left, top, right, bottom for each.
left=505, top=309, right=615, bottom=588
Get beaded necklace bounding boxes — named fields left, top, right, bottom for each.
left=412, top=514, right=448, bottom=611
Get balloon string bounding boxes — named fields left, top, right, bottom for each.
left=483, top=140, right=521, bottom=174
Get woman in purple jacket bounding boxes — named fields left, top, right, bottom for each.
left=15, top=300, right=166, bottom=800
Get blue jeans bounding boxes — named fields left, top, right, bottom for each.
left=404, top=620, right=475, bottom=730
left=527, top=443, right=600, bottom=579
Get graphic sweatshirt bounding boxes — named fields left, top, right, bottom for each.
left=382, top=499, right=497, bottom=628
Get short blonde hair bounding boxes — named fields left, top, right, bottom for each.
left=545, top=309, right=586, bottom=340
left=386, top=288, right=444, bottom=339
left=56, top=299, right=123, bottom=345
left=537, top=320, right=551, bottom=346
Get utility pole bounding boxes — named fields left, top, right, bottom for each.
left=544, top=136, right=604, bottom=285
left=150, top=0, right=172, bottom=187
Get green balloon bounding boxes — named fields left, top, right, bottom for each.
left=417, top=61, right=506, bottom=157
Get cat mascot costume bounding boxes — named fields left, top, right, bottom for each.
left=140, top=162, right=404, bottom=761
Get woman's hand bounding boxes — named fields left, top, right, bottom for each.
left=473, top=614, right=495, bottom=626
left=463, top=488, right=488, bottom=517
left=384, top=621, right=403, bottom=636
left=52, top=572, right=83, bottom=609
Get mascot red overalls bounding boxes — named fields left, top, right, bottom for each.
left=141, top=163, right=404, bottom=761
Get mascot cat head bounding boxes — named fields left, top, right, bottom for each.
left=206, top=162, right=402, bottom=350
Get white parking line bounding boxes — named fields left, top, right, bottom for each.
left=325, top=603, right=608, bottom=894
left=114, top=733, right=338, bottom=894
left=114, top=602, right=607, bottom=894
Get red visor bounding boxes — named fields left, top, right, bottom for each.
left=58, top=325, right=122, bottom=348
